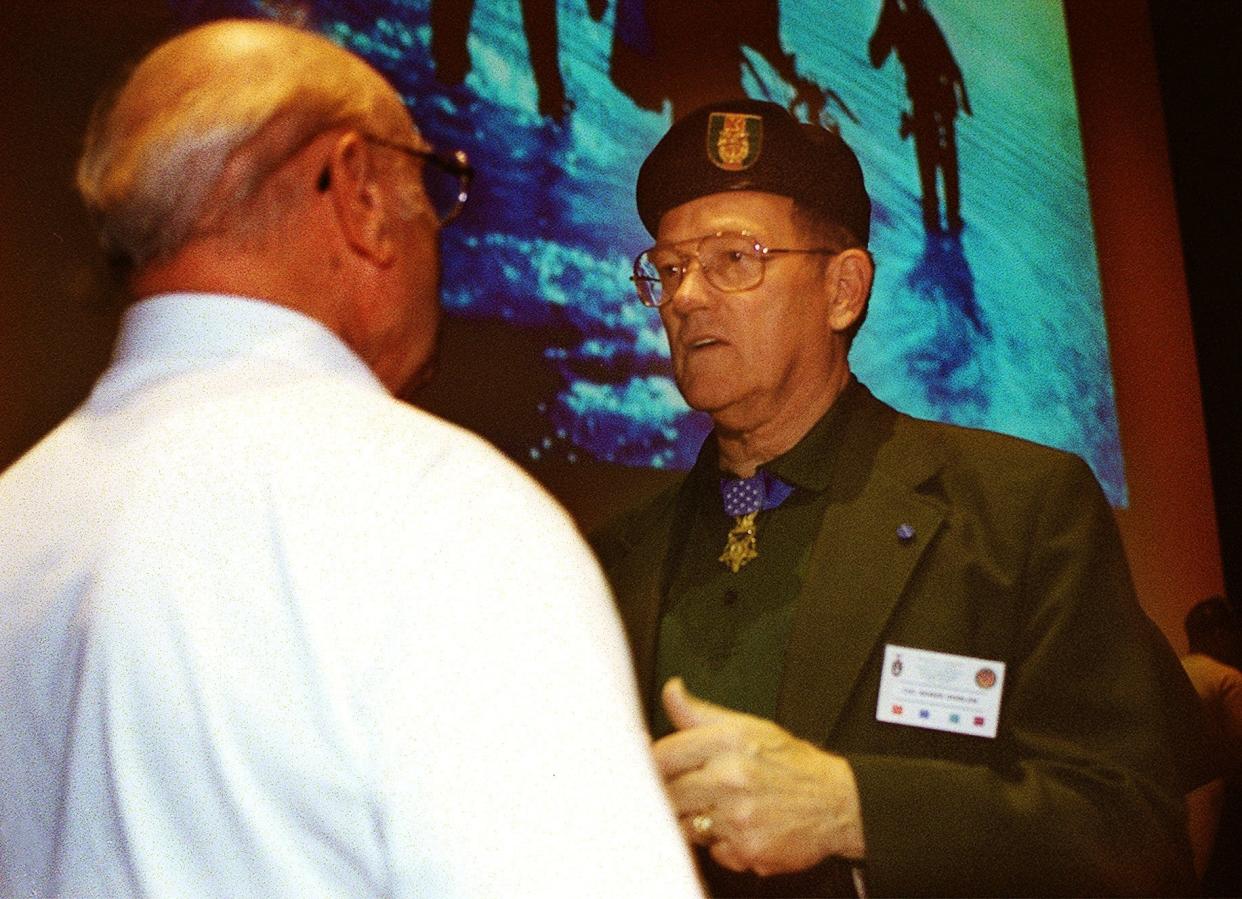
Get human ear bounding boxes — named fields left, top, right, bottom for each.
left=324, top=133, right=398, bottom=266
left=827, top=249, right=874, bottom=333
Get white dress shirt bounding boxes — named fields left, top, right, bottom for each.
left=0, top=293, right=700, bottom=897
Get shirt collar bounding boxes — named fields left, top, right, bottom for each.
left=764, top=377, right=862, bottom=492
left=689, top=376, right=863, bottom=498
left=96, top=292, right=384, bottom=398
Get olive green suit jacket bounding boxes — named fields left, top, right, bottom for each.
left=593, top=382, right=1206, bottom=897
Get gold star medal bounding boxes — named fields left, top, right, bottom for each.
left=718, top=474, right=768, bottom=572
left=717, top=471, right=796, bottom=572
left=719, top=510, right=759, bottom=573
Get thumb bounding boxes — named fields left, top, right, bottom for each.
left=661, top=677, right=732, bottom=731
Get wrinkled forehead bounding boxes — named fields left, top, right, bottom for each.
left=654, top=190, right=798, bottom=245
left=647, top=230, right=754, bottom=255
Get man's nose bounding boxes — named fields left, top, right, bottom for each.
left=666, top=258, right=712, bottom=312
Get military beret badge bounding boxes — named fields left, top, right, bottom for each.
left=706, top=112, right=762, bottom=171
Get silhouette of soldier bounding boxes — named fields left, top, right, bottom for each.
left=431, top=0, right=569, bottom=121
left=869, top=0, right=971, bottom=233
left=607, top=0, right=855, bottom=127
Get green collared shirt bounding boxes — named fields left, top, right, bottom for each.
left=650, top=381, right=857, bottom=737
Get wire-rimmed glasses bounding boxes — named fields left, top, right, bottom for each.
left=361, top=135, right=475, bottom=226
left=631, top=231, right=838, bottom=307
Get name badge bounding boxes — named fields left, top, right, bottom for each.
left=875, top=644, right=1006, bottom=738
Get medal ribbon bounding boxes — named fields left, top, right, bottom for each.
left=718, top=471, right=795, bottom=572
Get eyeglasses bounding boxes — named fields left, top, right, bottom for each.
left=317, top=134, right=475, bottom=226
left=631, top=231, right=838, bottom=307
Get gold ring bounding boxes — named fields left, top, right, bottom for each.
left=690, top=813, right=714, bottom=838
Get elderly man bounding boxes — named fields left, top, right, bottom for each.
left=0, top=20, right=700, bottom=897
left=593, top=98, right=1206, bottom=896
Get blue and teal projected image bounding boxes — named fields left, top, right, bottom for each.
left=175, top=0, right=1126, bottom=505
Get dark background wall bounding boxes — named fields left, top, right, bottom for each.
left=0, top=1, right=172, bottom=466
left=1, top=1, right=1238, bottom=625
left=1146, top=0, right=1242, bottom=609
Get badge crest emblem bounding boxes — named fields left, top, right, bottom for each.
left=707, top=112, right=763, bottom=171
left=975, top=667, right=997, bottom=689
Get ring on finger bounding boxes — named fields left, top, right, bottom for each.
left=690, top=813, right=714, bottom=838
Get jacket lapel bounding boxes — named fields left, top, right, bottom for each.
left=775, top=396, right=948, bottom=745
left=605, top=484, right=698, bottom=706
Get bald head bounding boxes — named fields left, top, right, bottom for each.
left=77, top=19, right=416, bottom=272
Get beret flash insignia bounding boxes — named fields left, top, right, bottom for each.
left=707, top=112, right=762, bottom=171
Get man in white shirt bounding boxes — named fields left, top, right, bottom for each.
left=0, top=19, right=700, bottom=897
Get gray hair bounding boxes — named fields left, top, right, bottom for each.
left=76, top=20, right=415, bottom=271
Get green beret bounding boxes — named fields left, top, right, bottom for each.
left=635, top=98, right=871, bottom=245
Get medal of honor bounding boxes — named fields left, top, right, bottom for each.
left=719, top=511, right=759, bottom=573
left=718, top=470, right=793, bottom=573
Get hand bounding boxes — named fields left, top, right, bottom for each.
left=653, top=678, right=866, bottom=877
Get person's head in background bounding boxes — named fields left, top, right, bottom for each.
left=76, top=18, right=472, bottom=396
left=1186, top=594, right=1242, bottom=670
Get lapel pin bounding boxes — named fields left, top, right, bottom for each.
left=896, top=523, right=916, bottom=544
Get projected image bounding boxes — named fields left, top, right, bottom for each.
left=174, top=0, right=1126, bottom=505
